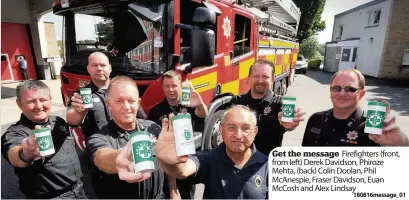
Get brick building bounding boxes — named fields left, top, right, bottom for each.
left=324, top=0, right=409, bottom=80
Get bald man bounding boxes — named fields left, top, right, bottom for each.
left=67, top=52, right=146, bottom=139
left=156, top=105, right=269, bottom=199
left=86, top=76, right=164, bottom=199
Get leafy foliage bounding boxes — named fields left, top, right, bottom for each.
left=308, top=59, right=322, bottom=69
left=95, top=19, right=114, bottom=43
left=300, top=36, right=320, bottom=59
left=293, top=0, right=326, bottom=43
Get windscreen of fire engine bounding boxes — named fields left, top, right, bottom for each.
left=72, top=13, right=165, bottom=77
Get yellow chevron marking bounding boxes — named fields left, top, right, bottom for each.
left=190, top=72, right=217, bottom=93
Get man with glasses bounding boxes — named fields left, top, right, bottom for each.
left=302, top=69, right=408, bottom=146
left=230, top=59, right=305, bottom=156
left=155, top=105, right=268, bottom=199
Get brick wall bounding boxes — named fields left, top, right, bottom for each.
left=379, top=0, right=409, bottom=79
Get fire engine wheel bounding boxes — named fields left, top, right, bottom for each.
left=274, top=81, right=282, bottom=95
left=281, top=79, right=287, bottom=95
left=203, top=110, right=226, bottom=150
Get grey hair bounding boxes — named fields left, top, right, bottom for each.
left=220, top=105, right=258, bottom=125
left=16, top=80, right=50, bottom=102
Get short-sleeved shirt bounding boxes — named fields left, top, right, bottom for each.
left=230, top=90, right=285, bottom=155
left=302, top=109, right=380, bottom=146
left=1, top=114, right=85, bottom=199
left=69, top=81, right=146, bottom=138
left=18, top=59, right=27, bottom=69
left=85, top=118, right=164, bottom=199
left=148, top=99, right=204, bottom=132
left=189, top=143, right=269, bottom=199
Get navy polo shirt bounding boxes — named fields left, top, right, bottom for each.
left=230, top=90, right=285, bottom=156
left=302, top=109, right=380, bottom=146
left=85, top=118, right=164, bottom=199
left=189, top=143, right=269, bottom=199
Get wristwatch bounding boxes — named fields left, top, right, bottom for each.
left=18, top=148, right=34, bottom=164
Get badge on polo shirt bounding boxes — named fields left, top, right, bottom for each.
left=181, top=107, right=188, bottom=114
left=310, top=127, right=321, bottom=134
left=253, top=175, right=263, bottom=190
left=340, top=131, right=359, bottom=144
left=263, top=106, right=271, bottom=115
left=93, top=98, right=101, bottom=103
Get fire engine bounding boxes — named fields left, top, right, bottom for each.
left=53, top=0, right=301, bottom=150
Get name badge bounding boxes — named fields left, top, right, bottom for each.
left=93, top=98, right=101, bottom=103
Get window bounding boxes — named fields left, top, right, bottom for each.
left=233, top=14, right=251, bottom=58
left=179, top=1, right=218, bottom=64
left=402, top=49, right=409, bottom=65
left=341, top=49, right=351, bottom=62
left=338, top=25, right=343, bottom=37
left=368, top=10, right=381, bottom=26
left=352, top=47, right=358, bottom=62
left=297, top=54, right=305, bottom=61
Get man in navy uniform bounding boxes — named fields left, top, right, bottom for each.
left=156, top=105, right=268, bottom=199
left=230, top=59, right=305, bottom=156
left=1, top=80, right=85, bottom=198
left=86, top=76, right=164, bottom=199
left=302, top=69, right=408, bottom=146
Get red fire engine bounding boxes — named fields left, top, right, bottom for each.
left=53, top=0, right=301, bottom=150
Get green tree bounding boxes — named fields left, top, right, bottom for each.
left=299, top=36, right=319, bottom=59
left=57, top=40, right=63, bottom=57
left=317, top=43, right=326, bottom=56
left=293, top=0, right=326, bottom=43
left=95, top=19, right=114, bottom=43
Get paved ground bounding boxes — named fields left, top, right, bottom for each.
left=1, top=70, right=408, bottom=199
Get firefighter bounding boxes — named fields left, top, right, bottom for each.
left=302, top=69, right=408, bottom=146
left=66, top=52, right=146, bottom=139
left=155, top=105, right=268, bottom=199
left=230, top=59, right=305, bottom=156
left=1, top=80, right=85, bottom=199
left=148, top=70, right=208, bottom=199
left=86, top=76, right=164, bottom=199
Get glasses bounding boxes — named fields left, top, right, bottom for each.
left=224, top=124, right=255, bottom=135
left=330, top=85, right=360, bottom=93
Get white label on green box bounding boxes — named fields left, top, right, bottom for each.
left=80, top=88, right=93, bottom=108
left=282, top=97, right=296, bottom=122
left=34, top=128, right=55, bottom=156
left=172, top=114, right=196, bottom=156
left=365, top=102, right=387, bottom=135
left=130, top=131, right=154, bottom=173
left=181, top=87, right=190, bottom=106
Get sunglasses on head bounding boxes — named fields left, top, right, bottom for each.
left=330, top=85, right=360, bottom=93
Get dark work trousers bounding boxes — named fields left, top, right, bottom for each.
left=177, top=178, right=196, bottom=199
left=21, top=68, right=28, bottom=80
left=163, top=175, right=196, bottom=199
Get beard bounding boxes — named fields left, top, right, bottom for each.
left=253, top=84, right=268, bottom=95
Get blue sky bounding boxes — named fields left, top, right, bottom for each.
left=43, top=0, right=373, bottom=44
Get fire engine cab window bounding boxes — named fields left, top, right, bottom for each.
left=179, top=1, right=218, bottom=64
left=69, top=12, right=165, bottom=78
left=233, top=14, right=251, bottom=58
